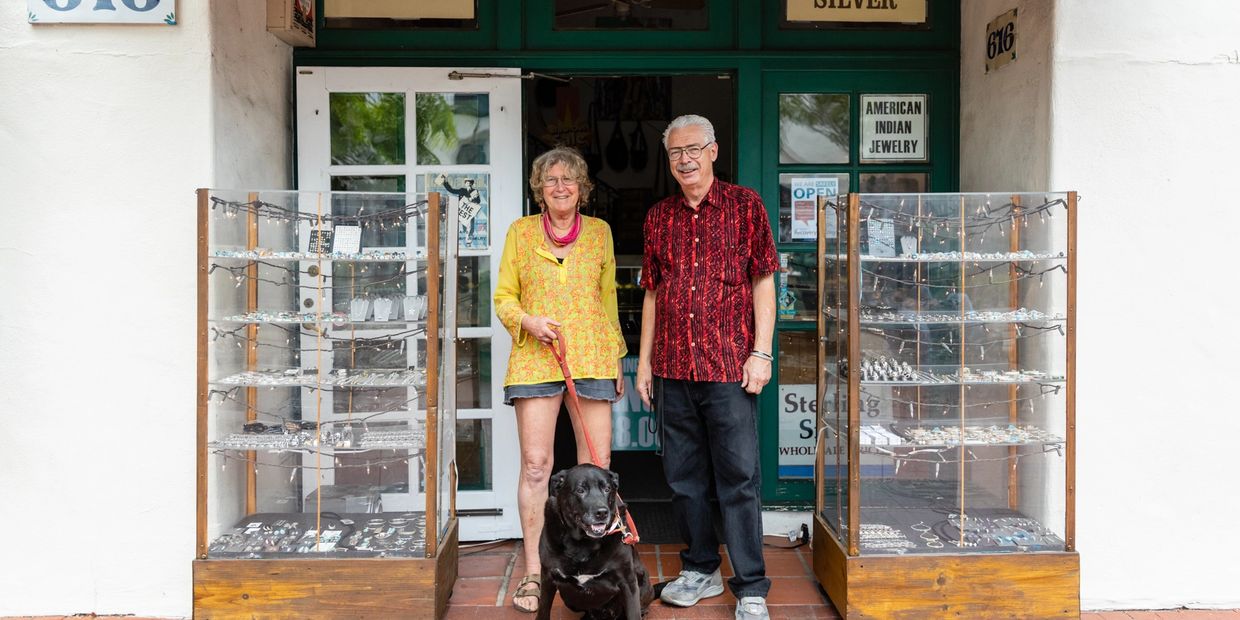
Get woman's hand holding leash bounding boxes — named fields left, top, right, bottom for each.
left=521, top=315, right=561, bottom=344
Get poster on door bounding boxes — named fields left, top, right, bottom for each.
left=790, top=176, right=839, bottom=240
left=427, top=172, right=490, bottom=250
left=610, top=356, right=660, bottom=452
left=778, top=384, right=817, bottom=479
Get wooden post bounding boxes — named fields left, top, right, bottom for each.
left=815, top=196, right=827, bottom=514
left=246, top=192, right=259, bottom=514
left=1065, top=192, right=1077, bottom=551
left=196, top=189, right=210, bottom=559
left=846, top=194, right=861, bottom=557
left=424, top=192, right=442, bottom=558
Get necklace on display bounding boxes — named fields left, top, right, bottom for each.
left=543, top=211, right=582, bottom=246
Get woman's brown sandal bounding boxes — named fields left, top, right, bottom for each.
left=512, top=574, right=541, bottom=613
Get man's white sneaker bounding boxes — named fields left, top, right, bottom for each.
left=735, top=596, right=770, bottom=620
left=659, top=569, right=725, bottom=607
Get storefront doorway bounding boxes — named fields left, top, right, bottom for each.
left=526, top=73, right=735, bottom=509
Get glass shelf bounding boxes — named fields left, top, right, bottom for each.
left=212, top=317, right=429, bottom=327
left=210, top=250, right=427, bottom=262
left=825, top=309, right=1066, bottom=325
left=213, top=369, right=426, bottom=388
left=826, top=368, right=1063, bottom=387
left=826, top=252, right=1066, bottom=263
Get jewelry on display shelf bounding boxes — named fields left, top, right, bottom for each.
left=208, top=512, right=428, bottom=557
left=216, top=368, right=427, bottom=388
left=854, top=308, right=1065, bottom=324
left=212, top=427, right=424, bottom=452
left=211, top=249, right=419, bottom=261
left=859, top=250, right=1067, bottom=262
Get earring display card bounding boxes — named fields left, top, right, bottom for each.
left=332, top=225, right=362, bottom=254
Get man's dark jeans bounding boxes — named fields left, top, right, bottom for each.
left=656, top=377, right=770, bottom=598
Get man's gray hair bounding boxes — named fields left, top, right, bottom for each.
left=662, top=114, right=716, bottom=149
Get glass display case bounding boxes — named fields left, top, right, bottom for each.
left=813, top=192, right=1079, bottom=618
left=194, top=189, right=458, bottom=618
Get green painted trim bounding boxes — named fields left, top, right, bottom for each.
left=758, top=63, right=958, bottom=504
left=523, top=0, right=735, bottom=50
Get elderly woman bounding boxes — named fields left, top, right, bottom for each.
left=494, top=146, right=626, bottom=613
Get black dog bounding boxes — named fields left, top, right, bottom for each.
left=536, top=464, right=654, bottom=620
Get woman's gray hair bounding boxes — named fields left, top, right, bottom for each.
left=662, top=114, right=716, bottom=149
left=528, top=146, right=594, bottom=210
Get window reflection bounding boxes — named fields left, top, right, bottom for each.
left=779, top=94, right=850, bottom=164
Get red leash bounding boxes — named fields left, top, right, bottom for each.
left=547, top=332, right=641, bottom=545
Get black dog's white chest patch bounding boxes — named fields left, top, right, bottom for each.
left=572, top=571, right=604, bottom=585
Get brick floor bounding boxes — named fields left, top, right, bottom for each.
left=6, top=545, right=1237, bottom=619
left=446, top=541, right=1240, bottom=620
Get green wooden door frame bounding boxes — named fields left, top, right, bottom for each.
left=297, top=4, right=959, bottom=507
left=759, top=66, right=958, bottom=503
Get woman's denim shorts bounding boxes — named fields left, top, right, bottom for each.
left=504, top=378, right=618, bottom=406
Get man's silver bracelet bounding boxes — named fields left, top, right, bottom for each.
left=750, top=350, right=773, bottom=362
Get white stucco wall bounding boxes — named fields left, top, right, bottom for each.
left=0, top=1, right=288, bottom=616
left=961, top=0, right=1053, bottom=191
left=964, top=0, right=1240, bottom=611
left=1051, top=1, right=1240, bottom=611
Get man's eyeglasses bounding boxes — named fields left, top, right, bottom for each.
left=667, top=141, right=714, bottom=161
left=542, top=177, right=580, bottom=188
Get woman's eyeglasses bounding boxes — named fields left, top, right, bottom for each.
left=542, top=177, right=580, bottom=188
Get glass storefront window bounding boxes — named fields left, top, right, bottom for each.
left=779, top=93, right=850, bottom=164
left=415, top=93, right=490, bottom=165
left=553, top=0, right=708, bottom=30
left=330, top=93, right=406, bottom=165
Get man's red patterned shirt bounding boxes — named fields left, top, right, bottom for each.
left=641, top=179, right=779, bottom=382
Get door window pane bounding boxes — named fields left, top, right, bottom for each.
left=779, top=94, right=850, bottom=164
left=778, top=173, right=849, bottom=243
left=457, top=256, right=491, bottom=328
left=456, top=419, right=492, bottom=491
left=777, top=252, right=819, bottom=322
left=330, top=93, right=406, bottom=165
left=456, top=338, right=492, bottom=409
left=859, top=172, right=928, bottom=193
left=554, top=0, right=708, bottom=30
left=416, top=93, right=489, bottom=165
left=330, top=177, right=408, bottom=249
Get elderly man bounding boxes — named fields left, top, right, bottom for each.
left=636, top=114, right=777, bottom=620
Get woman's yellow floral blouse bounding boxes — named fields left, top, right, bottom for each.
left=494, top=214, right=626, bottom=386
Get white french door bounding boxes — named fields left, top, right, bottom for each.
left=296, top=66, right=523, bottom=540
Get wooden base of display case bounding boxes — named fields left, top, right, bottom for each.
left=811, top=516, right=1079, bottom=619
left=193, top=518, right=458, bottom=619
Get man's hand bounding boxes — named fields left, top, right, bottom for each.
left=741, top=355, right=772, bottom=395
left=636, top=361, right=654, bottom=409
left=520, top=315, right=561, bottom=344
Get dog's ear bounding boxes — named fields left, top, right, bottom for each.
left=549, top=469, right=568, bottom=495
left=608, top=469, right=620, bottom=490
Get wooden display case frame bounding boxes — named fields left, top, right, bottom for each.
left=812, top=192, right=1079, bottom=618
left=193, top=190, right=458, bottom=619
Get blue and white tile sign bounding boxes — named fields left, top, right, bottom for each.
left=28, top=0, right=176, bottom=24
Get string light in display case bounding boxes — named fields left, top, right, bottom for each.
left=209, top=196, right=431, bottom=226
